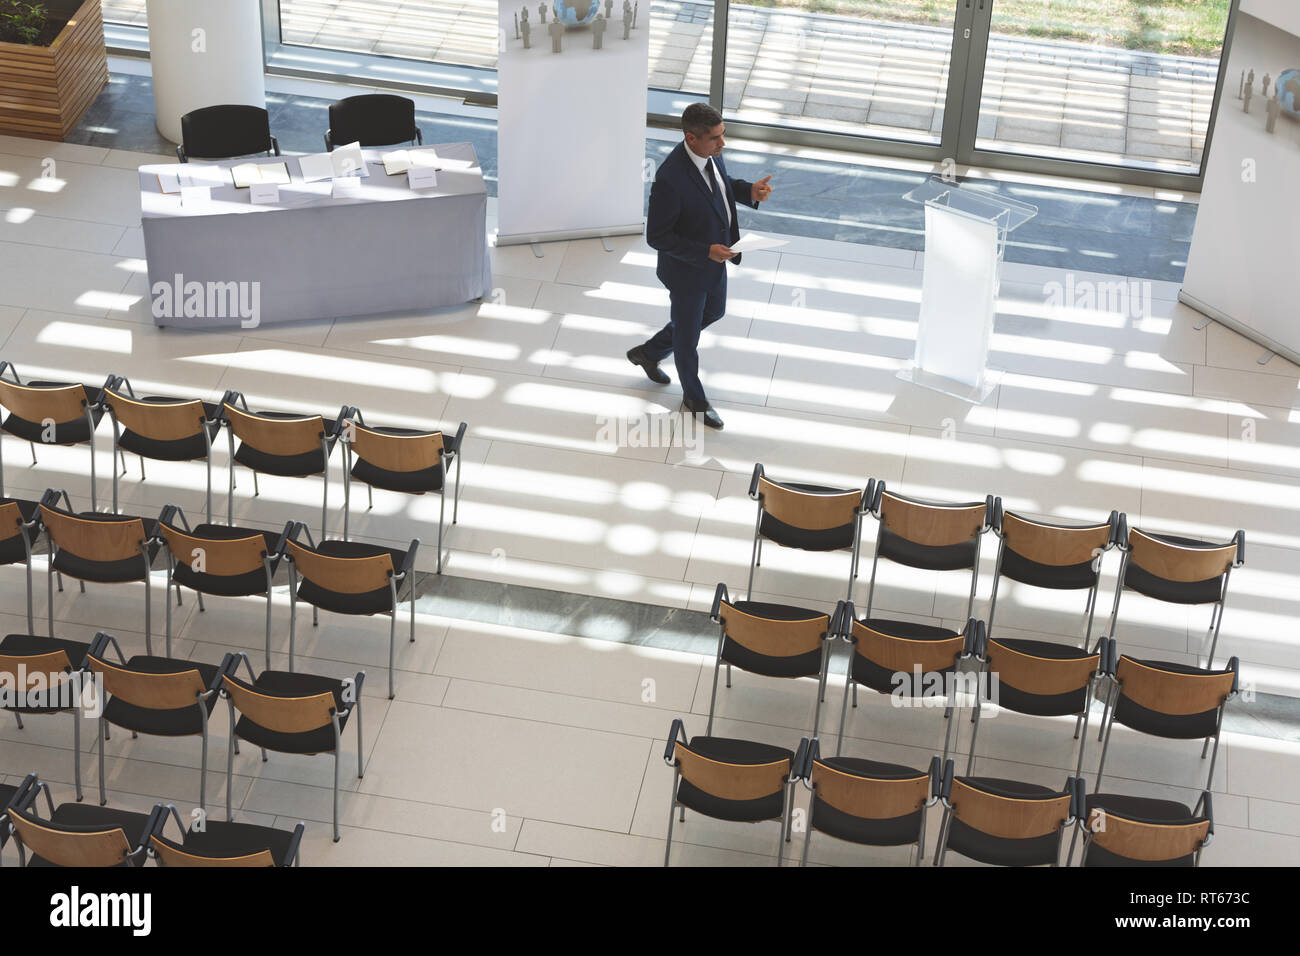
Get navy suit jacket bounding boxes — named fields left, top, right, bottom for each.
left=646, top=142, right=758, bottom=294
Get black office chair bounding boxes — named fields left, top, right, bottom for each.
left=178, top=105, right=280, bottom=163
left=324, top=94, right=422, bottom=150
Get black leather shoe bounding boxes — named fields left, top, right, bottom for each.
left=683, top=399, right=724, bottom=430
left=627, top=346, right=671, bottom=385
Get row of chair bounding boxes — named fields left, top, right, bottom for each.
left=747, top=464, right=1246, bottom=667
left=2, top=490, right=417, bottom=698
left=663, top=719, right=1215, bottom=867
left=1, top=772, right=305, bottom=866
left=176, top=94, right=424, bottom=163
left=704, top=587, right=1239, bottom=794
left=0, top=364, right=465, bottom=563
left=0, top=631, right=361, bottom=843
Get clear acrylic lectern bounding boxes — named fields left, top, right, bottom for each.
left=900, top=178, right=1037, bottom=403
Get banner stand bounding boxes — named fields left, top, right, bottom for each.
left=496, top=0, right=650, bottom=246
left=495, top=222, right=645, bottom=248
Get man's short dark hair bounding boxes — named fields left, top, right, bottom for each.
left=682, top=103, right=723, bottom=138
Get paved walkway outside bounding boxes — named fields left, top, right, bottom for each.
left=102, top=0, right=1217, bottom=169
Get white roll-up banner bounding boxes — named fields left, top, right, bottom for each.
left=496, top=0, right=649, bottom=245
left=1181, top=0, right=1300, bottom=363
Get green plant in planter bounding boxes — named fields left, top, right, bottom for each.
left=0, top=1, right=49, bottom=45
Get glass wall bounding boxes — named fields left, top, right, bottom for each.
left=724, top=0, right=955, bottom=143
left=100, top=0, right=1236, bottom=184
left=970, top=0, right=1231, bottom=172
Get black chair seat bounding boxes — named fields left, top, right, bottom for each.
left=674, top=736, right=793, bottom=823
left=117, top=398, right=220, bottom=462
left=233, top=412, right=338, bottom=477
left=24, top=803, right=155, bottom=867
left=759, top=482, right=856, bottom=552
left=232, top=670, right=350, bottom=755
left=1124, top=564, right=1221, bottom=605
left=1000, top=547, right=1097, bottom=590
left=171, top=524, right=281, bottom=597
left=172, top=819, right=297, bottom=865
left=878, top=526, right=976, bottom=572
left=1, top=382, right=103, bottom=444
left=51, top=513, right=160, bottom=583
left=1086, top=792, right=1191, bottom=822
left=1114, top=658, right=1224, bottom=740
left=0, top=633, right=93, bottom=713
left=102, top=656, right=221, bottom=736
left=295, top=539, right=410, bottom=616
left=352, top=441, right=444, bottom=494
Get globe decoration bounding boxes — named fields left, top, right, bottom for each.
left=554, top=0, right=600, bottom=26
left=1277, top=69, right=1300, bottom=119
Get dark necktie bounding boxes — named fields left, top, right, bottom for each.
left=704, top=158, right=728, bottom=221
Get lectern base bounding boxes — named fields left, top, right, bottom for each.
left=897, top=364, right=1000, bottom=405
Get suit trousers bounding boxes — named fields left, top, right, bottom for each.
left=643, top=270, right=727, bottom=405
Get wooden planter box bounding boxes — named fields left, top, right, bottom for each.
left=0, top=0, right=109, bottom=140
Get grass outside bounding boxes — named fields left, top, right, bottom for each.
left=743, top=0, right=1231, bottom=57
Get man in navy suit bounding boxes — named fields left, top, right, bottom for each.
left=627, top=103, right=773, bottom=430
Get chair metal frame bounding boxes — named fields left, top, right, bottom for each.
left=705, top=582, right=836, bottom=735
left=745, top=464, right=872, bottom=603
left=88, top=633, right=234, bottom=811
left=341, top=410, right=464, bottom=574
left=1069, top=790, right=1213, bottom=867
left=932, top=760, right=1081, bottom=867
left=834, top=603, right=982, bottom=764
left=105, top=375, right=223, bottom=525
left=41, top=490, right=163, bottom=653
left=222, top=650, right=364, bottom=843
left=860, top=482, right=997, bottom=624
left=159, top=504, right=291, bottom=665
left=797, top=738, right=940, bottom=867
left=965, top=632, right=1114, bottom=778
left=222, top=391, right=348, bottom=543
left=177, top=105, right=281, bottom=163
left=324, top=93, right=424, bottom=151
left=150, top=802, right=306, bottom=866
left=9, top=777, right=164, bottom=867
left=1103, top=516, right=1245, bottom=670
left=2, top=489, right=56, bottom=634
left=661, top=717, right=806, bottom=866
left=284, top=522, right=418, bottom=699
left=1094, top=652, right=1239, bottom=794
left=0, top=629, right=94, bottom=801
left=985, top=503, right=1120, bottom=649
left=0, top=362, right=113, bottom=513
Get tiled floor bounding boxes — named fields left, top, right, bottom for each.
left=102, top=0, right=1220, bottom=171
left=1, top=73, right=1298, bottom=866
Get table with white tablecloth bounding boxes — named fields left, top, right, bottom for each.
left=139, top=142, right=492, bottom=329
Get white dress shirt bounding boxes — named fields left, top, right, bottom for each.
left=685, top=142, right=731, bottom=227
